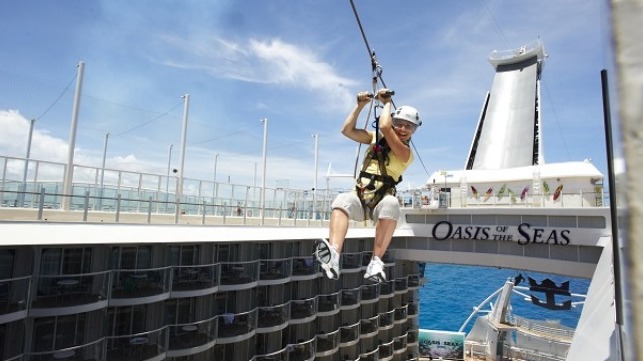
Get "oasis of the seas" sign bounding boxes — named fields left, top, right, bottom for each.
left=430, top=221, right=571, bottom=245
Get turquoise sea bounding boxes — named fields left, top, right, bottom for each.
left=418, top=264, right=590, bottom=333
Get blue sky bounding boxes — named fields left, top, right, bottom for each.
left=0, top=0, right=614, bottom=191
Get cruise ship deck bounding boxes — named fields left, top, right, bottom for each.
left=0, top=155, right=610, bottom=361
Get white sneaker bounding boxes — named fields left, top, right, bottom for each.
left=364, top=257, right=386, bottom=283
left=315, top=239, right=340, bottom=280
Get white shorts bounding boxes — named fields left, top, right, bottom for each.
left=331, top=191, right=400, bottom=221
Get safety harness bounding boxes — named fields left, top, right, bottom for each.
left=356, top=137, right=403, bottom=220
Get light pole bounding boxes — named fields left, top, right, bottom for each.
left=18, top=118, right=35, bottom=207
left=166, top=144, right=173, bottom=212
left=174, top=94, right=190, bottom=223
left=312, top=133, right=319, bottom=220
left=213, top=153, right=219, bottom=203
left=98, top=132, right=109, bottom=209
left=260, top=118, right=268, bottom=225
left=62, top=61, right=85, bottom=210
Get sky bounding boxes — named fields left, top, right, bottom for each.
left=0, top=0, right=615, bottom=192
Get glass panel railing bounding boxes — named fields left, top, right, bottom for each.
left=339, top=321, right=360, bottom=345
left=315, top=328, right=340, bottom=355
left=360, top=347, right=379, bottom=361
left=340, top=287, right=361, bottom=309
left=394, top=332, right=408, bottom=352
left=168, top=315, right=217, bottom=352
left=31, top=271, right=109, bottom=309
left=408, top=273, right=421, bottom=288
left=171, top=263, right=219, bottom=292
left=255, top=347, right=288, bottom=361
left=220, top=261, right=259, bottom=287
left=407, top=329, right=419, bottom=344
left=290, top=297, right=316, bottom=321
left=379, top=339, right=394, bottom=359
left=105, top=327, right=167, bottom=361
left=361, top=283, right=379, bottom=302
left=217, top=308, right=257, bottom=339
left=291, top=256, right=317, bottom=278
left=257, top=303, right=289, bottom=329
left=286, top=337, right=315, bottom=361
left=407, top=301, right=418, bottom=316
left=394, top=304, right=408, bottom=324
left=28, top=338, right=105, bottom=361
left=379, top=309, right=394, bottom=329
left=110, top=267, right=170, bottom=300
left=341, top=252, right=361, bottom=270
left=360, top=315, right=379, bottom=337
left=317, top=292, right=340, bottom=314
left=0, top=276, right=29, bottom=316
left=394, top=277, right=408, bottom=293
left=259, top=258, right=292, bottom=282
left=380, top=279, right=394, bottom=297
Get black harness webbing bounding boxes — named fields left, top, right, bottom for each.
left=356, top=138, right=402, bottom=220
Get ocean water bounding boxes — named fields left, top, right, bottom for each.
left=418, top=263, right=590, bottom=333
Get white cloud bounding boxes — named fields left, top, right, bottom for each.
left=155, top=35, right=357, bottom=112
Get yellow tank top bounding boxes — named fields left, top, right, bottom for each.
left=362, top=132, right=413, bottom=181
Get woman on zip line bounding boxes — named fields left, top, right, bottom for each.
left=316, top=88, right=422, bottom=283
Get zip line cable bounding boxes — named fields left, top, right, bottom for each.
left=348, top=0, right=430, bottom=181
left=112, top=100, right=183, bottom=138
left=34, top=73, right=77, bottom=122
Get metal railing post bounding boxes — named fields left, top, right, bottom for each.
left=37, top=187, right=45, bottom=220
left=83, top=190, right=90, bottom=221
left=115, top=194, right=121, bottom=223
left=147, top=196, right=153, bottom=224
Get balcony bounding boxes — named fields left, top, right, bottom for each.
left=30, top=272, right=109, bottom=316
left=379, top=339, right=394, bottom=360
left=0, top=276, right=29, bottom=322
left=394, top=277, right=408, bottom=294
left=258, top=258, right=292, bottom=285
left=361, top=283, right=379, bottom=303
left=110, top=268, right=170, bottom=306
left=286, top=337, right=315, bottom=361
left=317, top=292, right=340, bottom=315
left=315, top=328, right=340, bottom=357
left=28, top=338, right=105, bottom=361
left=360, top=315, right=378, bottom=337
left=340, top=287, right=360, bottom=310
left=290, top=297, right=316, bottom=323
left=170, top=263, right=219, bottom=298
left=166, top=316, right=217, bottom=357
left=394, top=305, right=408, bottom=324
left=393, top=332, right=408, bottom=354
left=379, top=309, right=394, bottom=330
left=291, top=256, right=317, bottom=281
left=106, top=328, right=167, bottom=361
left=339, top=321, right=360, bottom=346
left=219, top=261, right=259, bottom=291
left=216, top=309, right=257, bottom=344
left=256, top=303, right=289, bottom=332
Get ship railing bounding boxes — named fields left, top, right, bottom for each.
left=399, top=187, right=606, bottom=209
left=510, top=315, right=575, bottom=340
left=31, top=270, right=110, bottom=311
left=167, top=314, right=218, bottom=352
left=0, top=275, right=29, bottom=317
left=488, top=38, right=543, bottom=62
left=0, top=154, right=347, bottom=222
left=105, top=327, right=167, bottom=361
left=27, top=337, right=106, bottom=361
left=285, top=336, right=316, bottom=361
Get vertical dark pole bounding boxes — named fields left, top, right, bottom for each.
left=601, top=69, right=623, bottom=327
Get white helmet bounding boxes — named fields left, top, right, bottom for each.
left=393, top=106, right=421, bottom=126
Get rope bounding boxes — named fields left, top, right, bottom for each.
left=348, top=0, right=430, bottom=180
